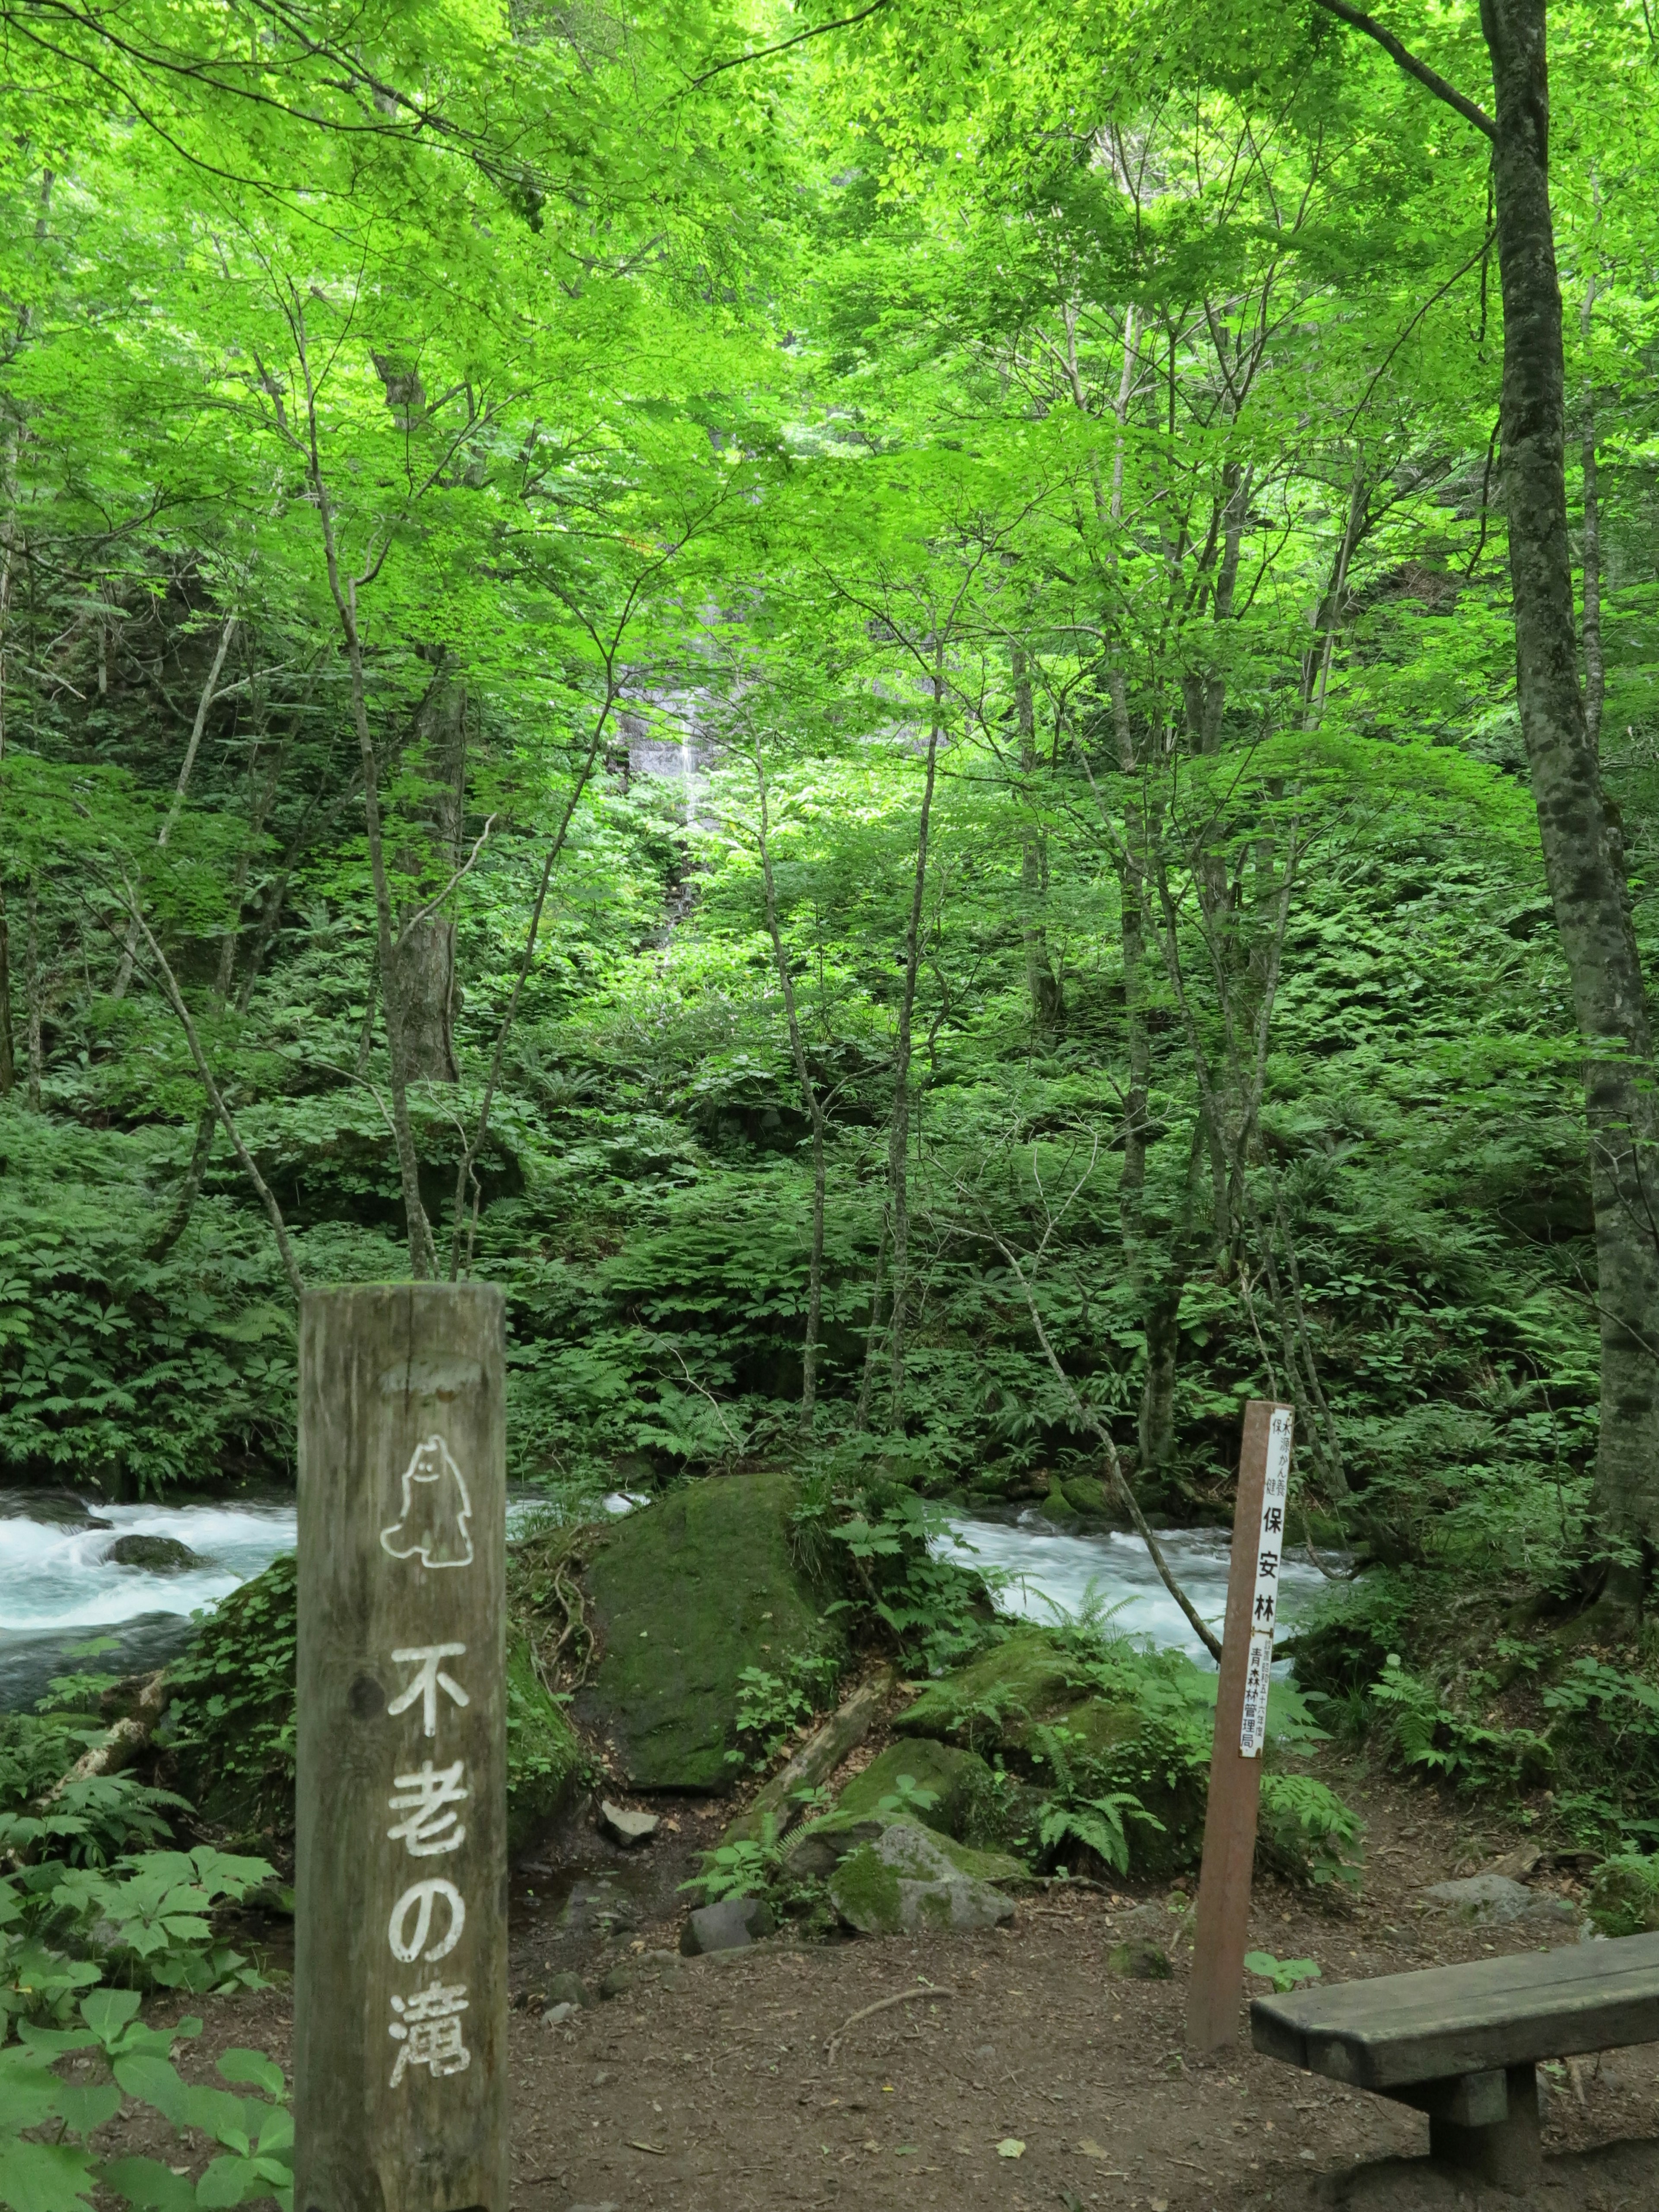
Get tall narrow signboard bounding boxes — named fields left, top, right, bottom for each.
left=296, top=1284, right=508, bottom=2212
left=1185, top=1397, right=1294, bottom=2053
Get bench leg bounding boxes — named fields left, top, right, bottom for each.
left=1428, top=2064, right=1540, bottom=2192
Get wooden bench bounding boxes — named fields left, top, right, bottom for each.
left=1251, top=1931, right=1659, bottom=2190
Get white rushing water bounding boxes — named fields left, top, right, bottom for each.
left=0, top=1502, right=298, bottom=1632
left=0, top=1490, right=1325, bottom=1712
left=937, top=1512, right=1331, bottom=1666
left=0, top=1489, right=646, bottom=1636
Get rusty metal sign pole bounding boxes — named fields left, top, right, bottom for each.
left=295, top=1283, right=508, bottom=2212
left=1185, top=1397, right=1295, bottom=2053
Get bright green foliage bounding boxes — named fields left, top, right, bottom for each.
left=1257, top=1775, right=1367, bottom=1891
left=1244, top=1952, right=1323, bottom=1996
left=164, top=1560, right=299, bottom=1836
left=1586, top=1854, right=1659, bottom=1939
left=1, top=0, right=1658, bottom=1897
left=0, top=1992, right=290, bottom=2212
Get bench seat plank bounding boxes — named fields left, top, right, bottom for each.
left=1251, top=1933, right=1659, bottom=2091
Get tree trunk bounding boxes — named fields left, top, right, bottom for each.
left=1579, top=278, right=1604, bottom=754
left=0, top=883, right=13, bottom=1096
left=1481, top=0, right=1659, bottom=1567
left=1015, top=649, right=1061, bottom=1038
left=886, top=659, right=944, bottom=1430
left=24, top=872, right=42, bottom=1111
left=752, top=736, right=829, bottom=1435
left=387, top=653, right=467, bottom=1083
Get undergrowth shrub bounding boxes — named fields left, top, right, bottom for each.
left=164, top=1556, right=299, bottom=1838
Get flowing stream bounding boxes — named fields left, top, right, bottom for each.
left=0, top=1491, right=1331, bottom=1712
left=937, top=1511, right=1332, bottom=1668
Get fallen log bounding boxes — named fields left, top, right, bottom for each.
left=42, top=1669, right=168, bottom=1802
left=722, top=1665, right=894, bottom=1845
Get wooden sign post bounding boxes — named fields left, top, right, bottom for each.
left=295, top=1284, right=508, bottom=2212
left=1185, top=1397, right=1294, bottom=2053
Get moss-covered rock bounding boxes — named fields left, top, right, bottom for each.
left=1058, top=1477, right=1110, bottom=1516
left=835, top=1739, right=992, bottom=1838
left=827, top=1821, right=1019, bottom=1934
left=105, top=1534, right=203, bottom=1572
left=506, top=1632, right=587, bottom=1855
left=574, top=1472, right=839, bottom=1793
left=895, top=1630, right=1080, bottom=1749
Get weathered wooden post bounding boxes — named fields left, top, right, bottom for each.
left=295, top=1284, right=507, bottom=2212
left=1185, top=1397, right=1294, bottom=2052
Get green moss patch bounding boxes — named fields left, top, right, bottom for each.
left=575, top=1472, right=840, bottom=1792
left=506, top=1632, right=587, bottom=1855
left=895, top=1630, right=1080, bottom=1748
left=835, top=1739, right=992, bottom=1838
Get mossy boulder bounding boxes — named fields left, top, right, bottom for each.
left=835, top=1739, right=992, bottom=1839
left=891, top=1635, right=1209, bottom=1876
left=505, top=1631, right=586, bottom=1856
left=827, top=1821, right=1019, bottom=1934
left=895, top=1630, right=1080, bottom=1749
left=105, top=1534, right=203, bottom=1573
left=1058, top=1477, right=1110, bottom=1516
left=574, top=1472, right=839, bottom=1793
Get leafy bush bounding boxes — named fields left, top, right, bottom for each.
left=0, top=1990, right=291, bottom=2212
left=1023, top=1720, right=1162, bottom=1875
left=164, top=1556, right=299, bottom=1838
left=5, top=1846, right=274, bottom=2022
left=1258, top=1774, right=1366, bottom=1889
left=1586, top=1853, right=1659, bottom=1938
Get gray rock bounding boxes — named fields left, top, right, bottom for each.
left=600, top=1949, right=688, bottom=1998
left=559, top=1876, right=640, bottom=1938
left=0, top=1489, right=111, bottom=1527
left=680, top=1896, right=776, bottom=1955
left=785, top=1815, right=886, bottom=1879
left=104, top=1534, right=202, bottom=1573
left=1420, top=1874, right=1577, bottom=1928
left=827, top=1821, right=1015, bottom=1936
left=544, top=1970, right=594, bottom=2011
left=1114, top=1901, right=1190, bottom=1951
left=599, top=1798, right=660, bottom=1848
left=541, top=2001, right=578, bottom=2027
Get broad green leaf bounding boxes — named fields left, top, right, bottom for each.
left=0, top=2139, right=99, bottom=2212
left=95, top=2158, right=197, bottom=2212
left=54, top=2082, right=123, bottom=2138
left=216, top=2053, right=284, bottom=2100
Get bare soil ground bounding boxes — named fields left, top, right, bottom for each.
left=99, top=1749, right=1659, bottom=2212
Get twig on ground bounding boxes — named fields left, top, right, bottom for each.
left=826, top=1983, right=956, bottom=2064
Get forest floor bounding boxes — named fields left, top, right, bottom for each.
left=103, top=1749, right=1659, bottom=2212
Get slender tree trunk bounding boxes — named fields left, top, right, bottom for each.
left=1014, top=648, right=1060, bottom=1039
left=886, top=656, right=945, bottom=1430
left=1480, top=0, right=1659, bottom=1570
left=853, top=1209, right=890, bottom=1434
left=24, top=871, right=42, bottom=1111
left=1302, top=463, right=1368, bottom=731
left=388, top=653, right=467, bottom=1082
left=111, top=611, right=238, bottom=999
left=1579, top=277, right=1604, bottom=754
left=752, top=736, right=830, bottom=1434
left=148, top=740, right=291, bottom=1259
left=0, top=884, right=13, bottom=1097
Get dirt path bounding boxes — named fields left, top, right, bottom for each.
left=113, top=1757, right=1659, bottom=2212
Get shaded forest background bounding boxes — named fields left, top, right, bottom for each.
left=1, top=0, right=1657, bottom=1758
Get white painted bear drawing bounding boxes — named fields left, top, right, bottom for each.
left=381, top=1434, right=475, bottom=1570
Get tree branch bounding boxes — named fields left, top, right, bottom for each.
left=675, top=0, right=892, bottom=94
left=1309, top=0, right=1496, bottom=140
